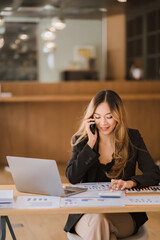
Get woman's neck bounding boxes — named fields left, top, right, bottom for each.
left=99, top=133, right=114, bottom=145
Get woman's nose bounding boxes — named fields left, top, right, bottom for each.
left=100, top=117, right=108, bottom=125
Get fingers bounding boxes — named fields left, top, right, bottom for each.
left=111, top=179, right=120, bottom=191
left=110, top=179, right=128, bottom=191
left=85, top=118, right=95, bottom=126
left=85, top=118, right=97, bottom=148
left=85, top=118, right=96, bottom=134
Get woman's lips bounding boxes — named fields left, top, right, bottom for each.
left=100, top=126, right=110, bottom=131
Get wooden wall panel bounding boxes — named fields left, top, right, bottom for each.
left=124, top=99, right=160, bottom=162
left=0, top=81, right=159, bottom=165
left=1, top=81, right=160, bottom=95
left=0, top=101, right=88, bottom=165
left=107, top=14, right=126, bottom=80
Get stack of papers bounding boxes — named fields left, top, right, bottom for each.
left=0, top=190, right=14, bottom=208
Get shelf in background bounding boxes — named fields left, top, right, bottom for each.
left=0, top=94, right=160, bottom=102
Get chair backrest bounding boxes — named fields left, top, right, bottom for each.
left=121, top=224, right=148, bottom=240
left=67, top=224, right=148, bottom=240
left=67, top=232, right=83, bottom=240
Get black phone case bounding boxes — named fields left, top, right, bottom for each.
left=90, top=124, right=96, bottom=134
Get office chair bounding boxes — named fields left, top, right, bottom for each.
left=67, top=224, right=148, bottom=240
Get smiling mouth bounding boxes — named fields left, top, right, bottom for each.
left=100, top=127, right=110, bottom=131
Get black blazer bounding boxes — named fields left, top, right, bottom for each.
left=64, top=129, right=160, bottom=233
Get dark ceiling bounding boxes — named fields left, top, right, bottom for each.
left=0, top=0, right=159, bottom=58
left=0, top=0, right=159, bottom=81
left=0, top=0, right=157, bottom=20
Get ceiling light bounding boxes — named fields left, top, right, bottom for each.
left=3, top=7, right=13, bottom=11
left=0, top=37, right=4, bottom=48
left=41, top=30, right=56, bottom=41
left=43, top=5, right=55, bottom=10
left=43, top=46, right=52, bottom=53
left=10, top=43, right=18, bottom=50
left=51, top=18, right=66, bottom=30
left=15, top=39, right=21, bottom=44
left=99, top=8, right=107, bottom=12
left=18, top=34, right=29, bottom=40
left=0, top=17, right=4, bottom=26
left=43, top=42, right=56, bottom=53
left=117, top=0, right=127, bottom=2
left=44, top=41, right=56, bottom=49
left=47, top=25, right=56, bottom=33
left=0, top=11, right=13, bottom=16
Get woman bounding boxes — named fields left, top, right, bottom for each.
left=64, top=90, right=160, bottom=240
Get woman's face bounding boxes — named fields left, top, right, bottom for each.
left=93, top=101, right=117, bottom=136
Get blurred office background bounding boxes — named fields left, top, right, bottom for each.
left=0, top=0, right=160, bottom=82
left=0, top=1, right=160, bottom=239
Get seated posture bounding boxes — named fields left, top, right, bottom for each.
left=64, top=90, right=160, bottom=240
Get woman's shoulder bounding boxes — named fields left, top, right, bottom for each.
left=128, top=128, right=140, bottom=136
left=73, top=135, right=88, bottom=148
left=128, top=128, right=141, bottom=142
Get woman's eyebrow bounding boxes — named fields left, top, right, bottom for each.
left=94, top=112, right=112, bottom=115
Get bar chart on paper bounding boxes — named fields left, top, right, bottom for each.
left=61, top=197, right=124, bottom=207
left=74, top=182, right=111, bottom=191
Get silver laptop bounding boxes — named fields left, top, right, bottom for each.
left=6, top=156, right=87, bottom=197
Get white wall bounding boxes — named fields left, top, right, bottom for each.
left=38, top=19, right=102, bottom=82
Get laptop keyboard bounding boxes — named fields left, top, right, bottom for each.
left=64, top=189, right=74, bottom=194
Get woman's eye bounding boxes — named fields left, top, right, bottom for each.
left=95, top=117, right=100, bottom=119
left=107, top=116, right=112, bottom=119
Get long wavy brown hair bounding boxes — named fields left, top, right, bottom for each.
left=71, top=90, right=131, bottom=179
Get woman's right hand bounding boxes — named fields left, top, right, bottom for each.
left=85, top=118, right=97, bottom=149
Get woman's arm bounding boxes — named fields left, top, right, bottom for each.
left=66, top=118, right=99, bottom=184
left=110, top=130, right=160, bottom=190
left=129, top=130, right=160, bottom=187
left=66, top=140, right=99, bottom=184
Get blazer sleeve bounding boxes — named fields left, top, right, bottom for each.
left=65, top=137, right=99, bottom=184
left=130, top=130, right=160, bottom=187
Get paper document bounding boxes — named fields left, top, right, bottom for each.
left=16, top=196, right=60, bottom=209
left=0, top=190, right=13, bottom=203
left=74, top=182, right=111, bottom=191
left=61, top=197, right=125, bottom=207
left=72, top=182, right=124, bottom=199
left=125, top=195, right=160, bottom=205
left=0, top=202, right=14, bottom=209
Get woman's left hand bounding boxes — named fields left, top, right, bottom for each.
left=109, top=179, right=137, bottom=191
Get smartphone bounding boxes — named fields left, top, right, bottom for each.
left=90, top=123, right=96, bottom=135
